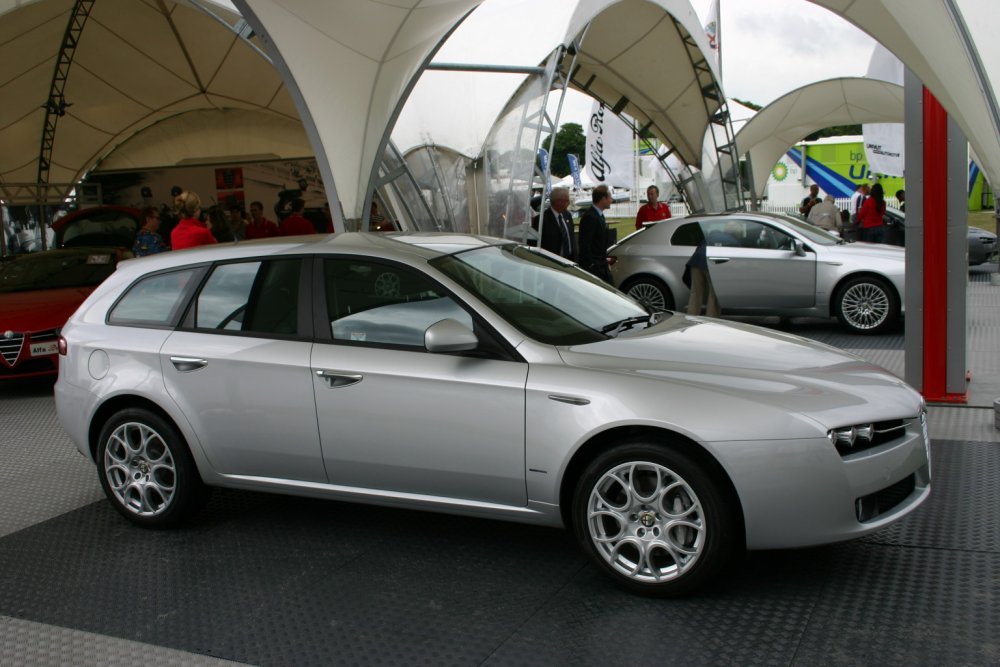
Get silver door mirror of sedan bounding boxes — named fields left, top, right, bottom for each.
left=425, top=318, right=479, bottom=352
left=792, top=239, right=806, bottom=257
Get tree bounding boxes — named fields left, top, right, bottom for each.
left=540, top=122, right=586, bottom=177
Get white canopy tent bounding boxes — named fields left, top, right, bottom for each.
left=734, top=77, right=904, bottom=197
left=809, top=0, right=1000, bottom=190
left=1, top=0, right=998, bottom=227
left=0, top=0, right=302, bottom=204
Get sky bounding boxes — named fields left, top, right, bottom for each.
left=688, top=0, right=877, bottom=106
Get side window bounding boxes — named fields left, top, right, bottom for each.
left=324, top=258, right=473, bottom=348
left=751, top=222, right=796, bottom=250
left=670, top=222, right=705, bottom=247
left=701, top=220, right=746, bottom=248
left=109, top=268, right=200, bottom=327
left=193, top=259, right=300, bottom=335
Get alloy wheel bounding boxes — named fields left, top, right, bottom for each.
left=587, top=461, right=705, bottom=583
left=840, top=281, right=889, bottom=331
left=103, top=421, right=177, bottom=517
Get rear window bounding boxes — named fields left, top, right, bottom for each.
left=60, top=210, right=138, bottom=248
left=109, top=268, right=200, bottom=327
left=0, top=252, right=116, bottom=292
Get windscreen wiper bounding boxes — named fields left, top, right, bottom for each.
left=600, top=314, right=655, bottom=336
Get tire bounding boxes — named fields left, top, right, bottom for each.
left=96, top=408, right=210, bottom=527
left=834, top=275, right=900, bottom=335
left=571, top=441, right=737, bottom=597
left=623, top=276, right=675, bottom=312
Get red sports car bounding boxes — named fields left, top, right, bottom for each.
left=0, top=248, right=122, bottom=378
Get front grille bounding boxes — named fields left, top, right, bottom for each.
left=829, top=418, right=908, bottom=456
left=0, top=333, right=24, bottom=366
left=856, top=473, right=916, bottom=522
left=31, top=329, right=58, bottom=341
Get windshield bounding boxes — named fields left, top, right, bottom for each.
left=0, top=252, right=116, bottom=292
left=432, top=245, right=651, bottom=345
left=773, top=214, right=840, bottom=245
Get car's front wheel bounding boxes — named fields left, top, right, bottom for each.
left=572, top=441, right=737, bottom=596
left=623, top=276, right=675, bottom=312
left=96, top=408, right=210, bottom=527
left=834, top=275, right=900, bottom=335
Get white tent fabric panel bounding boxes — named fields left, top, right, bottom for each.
left=734, top=77, right=904, bottom=197
left=235, top=0, right=480, bottom=220
left=93, top=109, right=313, bottom=171
left=564, top=0, right=722, bottom=168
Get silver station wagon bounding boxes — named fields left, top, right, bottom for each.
left=609, top=212, right=907, bottom=335
left=55, top=232, right=930, bottom=596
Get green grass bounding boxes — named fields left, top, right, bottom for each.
left=969, top=209, right=998, bottom=233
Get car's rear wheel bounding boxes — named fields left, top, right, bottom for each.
left=834, top=275, right=899, bottom=335
left=96, top=408, right=209, bottom=527
left=623, top=276, right=675, bottom=312
left=572, top=441, right=737, bottom=596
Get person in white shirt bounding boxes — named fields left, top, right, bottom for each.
left=808, top=195, right=841, bottom=232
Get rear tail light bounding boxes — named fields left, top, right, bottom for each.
left=57, top=335, right=67, bottom=356
left=606, top=256, right=617, bottom=267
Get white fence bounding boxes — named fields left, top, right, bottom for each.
left=604, top=197, right=902, bottom=220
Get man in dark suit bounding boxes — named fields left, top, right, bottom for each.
left=539, top=187, right=576, bottom=261
left=577, top=184, right=613, bottom=282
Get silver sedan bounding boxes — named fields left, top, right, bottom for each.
left=609, top=212, right=906, bottom=334
left=55, top=232, right=929, bottom=596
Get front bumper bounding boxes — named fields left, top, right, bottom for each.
left=709, top=413, right=930, bottom=550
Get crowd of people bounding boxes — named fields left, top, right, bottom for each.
left=131, top=190, right=357, bottom=257
left=799, top=181, right=902, bottom=243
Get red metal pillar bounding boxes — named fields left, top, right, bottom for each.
left=922, top=88, right=964, bottom=402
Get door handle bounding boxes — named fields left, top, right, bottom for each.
left=170, top=356, right=207, bottom=372
left=710, top=257, right=731, bottom=264
left=315, top=369, right=363, bottom=388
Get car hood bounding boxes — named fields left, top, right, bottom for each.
left=820, top=242, right=905, bottom=263
left=0, top=287, right=93, bottom=332
left=559, top=313, right=921, bottom=429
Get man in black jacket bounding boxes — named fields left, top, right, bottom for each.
left=539, top=187, right=576, bottom=261
left=578, top=185, right=613, bottom=282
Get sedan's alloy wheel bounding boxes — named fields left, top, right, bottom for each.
left=840, top=281, right=890, bottom=330
left=104, top=421, right=176, bottom=516
left=625, top=278, right=673, bottom=312
left=587, top=461, right=704, bottom=583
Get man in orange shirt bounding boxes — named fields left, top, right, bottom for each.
left=635, top=185, right=672, bottom=229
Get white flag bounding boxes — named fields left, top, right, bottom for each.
left=863, top=43, right=904, bottom=177
left=704, top=0, right=720, bottom=68
left=585, top=101, right=633, bottom=189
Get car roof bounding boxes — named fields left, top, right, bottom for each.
left=114, top=231, right=513, bottom=274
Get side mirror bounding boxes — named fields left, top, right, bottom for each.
left=792, top=239, right=806, bottom=257
left=425, top=318, right=479, bottom=353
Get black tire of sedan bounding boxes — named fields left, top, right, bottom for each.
left=96, top=408, right=210, bottom=527
left=623, top=276, right=675, bottom=312
left=572, top=441, right=737, bottom=597
left=834, top=275, right=900, bottom=335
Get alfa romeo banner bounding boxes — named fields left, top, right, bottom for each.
left=586, top=101, right=633, bottom=188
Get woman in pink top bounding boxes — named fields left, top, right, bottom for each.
left=170, top=191, right=217, bottom=250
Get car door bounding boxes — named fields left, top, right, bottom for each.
left=160, top=257, right=326, bottom=483
left=701, top=219, right=817, bottom=309
left=311, top=256, right=528, bottom=506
